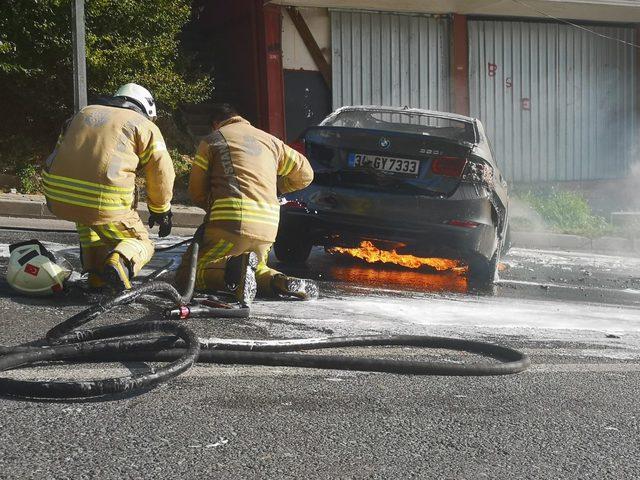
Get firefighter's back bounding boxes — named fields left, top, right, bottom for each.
left=206, top=117, right=283, bottom=242
left=44, top=105, right=149, bottom=225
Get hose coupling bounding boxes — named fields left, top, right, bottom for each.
left=165, top=305, right=191, bottom=319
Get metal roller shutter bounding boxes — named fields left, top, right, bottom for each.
left=331, top=10, right=451, bottom=113
left=469, top=19, right=637, bottom=183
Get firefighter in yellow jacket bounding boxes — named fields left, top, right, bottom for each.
left=176, top=104, right=317, bottom=305
left=44, top=83, right=175, bottom=291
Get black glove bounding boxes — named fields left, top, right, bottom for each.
left=148, top=210, right=172, bottom=238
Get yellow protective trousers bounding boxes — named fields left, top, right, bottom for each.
left=77, top=211, right=154, bottom=279
left=175, top=224, right=281, bottom=296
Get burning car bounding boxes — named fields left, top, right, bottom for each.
left=274, top=106, right=510, bottom=288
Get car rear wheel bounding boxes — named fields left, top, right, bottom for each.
left=467, top=251, right=499, bottom=292
left=274, top=234, right=312, bottom=265
left=500, top=224, right=512, bottom=256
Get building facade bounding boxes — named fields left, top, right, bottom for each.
left=198, top=0, right=639, bottom=184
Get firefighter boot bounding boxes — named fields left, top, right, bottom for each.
left=103, top=252, right=132, bottom=291
left=271, top=274, right=319, bottom=301
left=224, top=252, right=258, bottom=307
left=87, top=273, right=106, bottom=290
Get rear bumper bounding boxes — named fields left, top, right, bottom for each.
left=279, top=209, right=498, bottom=263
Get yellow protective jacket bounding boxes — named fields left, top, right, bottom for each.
left=189, top=116, right=313, bottom=242
left=44, top=104, right=175, bottom=225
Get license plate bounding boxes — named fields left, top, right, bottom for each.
left=348, top=153, right=420, bottom=176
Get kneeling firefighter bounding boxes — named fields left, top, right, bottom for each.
left=175, top=103, right=318, bottom=305
left=43, top=83, right=175, bottom=291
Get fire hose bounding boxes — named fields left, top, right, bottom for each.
left=0, top=228, right=530, bottom=399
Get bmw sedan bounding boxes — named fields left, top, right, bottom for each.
left=274, top=106, right=510, bottom=289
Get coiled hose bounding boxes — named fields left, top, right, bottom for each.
left=0, top=230, right=530, bottom=399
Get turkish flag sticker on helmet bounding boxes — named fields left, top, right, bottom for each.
left=25, top=264, right=40, bottom=277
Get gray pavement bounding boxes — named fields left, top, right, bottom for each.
left=0, top=221, right=639, bottom=479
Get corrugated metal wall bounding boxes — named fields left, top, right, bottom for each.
left=331, top=10, right=451, bottom=112
left=469, top=19, right=637, bottom=182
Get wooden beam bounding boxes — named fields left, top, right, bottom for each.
left=286, top=6, right=332, bottom=90
left=258, top=2, right=287, bottom=140
left=452, top=13, right=470, bottom=117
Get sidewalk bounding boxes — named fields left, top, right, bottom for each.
left=0, top=193, right=205, bottom=228
left=510, top=231, right=640, bottom=256
left=1, top=193, right=638, bottom=255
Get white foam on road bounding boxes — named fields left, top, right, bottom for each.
left=0, top=237, right=188, bottom=277
left=0, top=242, right=88, bottom=287
left=1, top=240, right=638, bottom=336
left=0, top=242, right=79, bottom=259
left=254, top=293, right=640, bottom=334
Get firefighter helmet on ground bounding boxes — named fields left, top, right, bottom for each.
left=114, top=83, right=156, bottom=120
left=6, top=240, right=72, bottom=296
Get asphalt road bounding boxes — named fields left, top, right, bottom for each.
left=0, top=223, right=639, bottom=479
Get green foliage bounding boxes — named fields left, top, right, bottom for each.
left=16, top=163, right=42, bottom=194
left=517, top=188, right=610, bottom=237
left=84, top=0, right=211, bottom=108
left=168, top=148, right=193, bottom=204
left=0, top=0, right=73, bottom=134
left=132, top=148, right=192, bottom=204
left=169, top=148, right=192, bottom=179
left=0, top=135, right=49, bottom=175
left=155, top=111, right=195, bottom=155
left=0, top=0, right=211, bottom=147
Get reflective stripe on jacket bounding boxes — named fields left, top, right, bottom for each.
left=188, top=116, right=313, bottom=242
left=44, top=105, right=175, bottom=225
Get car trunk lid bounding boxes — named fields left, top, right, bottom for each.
left=300, top=127, right=482, bottom=229
left=304, top=126, right=472, bottom=196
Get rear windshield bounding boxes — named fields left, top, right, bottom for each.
left=322, top=109, right=476, bottom=143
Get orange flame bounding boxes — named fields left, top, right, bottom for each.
left=329, top=241, right=464, bottom=272
left=330, top=265, right=468, bottom=293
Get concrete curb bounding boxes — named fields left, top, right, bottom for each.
left=0, top=193, right=206, bottom=228
left=0, top=215, right=197, bottom=238
left=0, top=194, right=638, bottom=255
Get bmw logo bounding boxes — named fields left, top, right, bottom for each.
left=379, top=137, right=391, bottom=149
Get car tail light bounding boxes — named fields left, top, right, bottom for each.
left=431, top=156, right=467, bottom=177
left=290, top=140, right=306, bottom=155
left=463, top=161, right=494, bottom=184
left=445, top=220, right=480, bottom=229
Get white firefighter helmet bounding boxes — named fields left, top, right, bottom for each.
left=6, top=240, right=72, bottom=296
left=114, top=83, right=157, bottom=120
